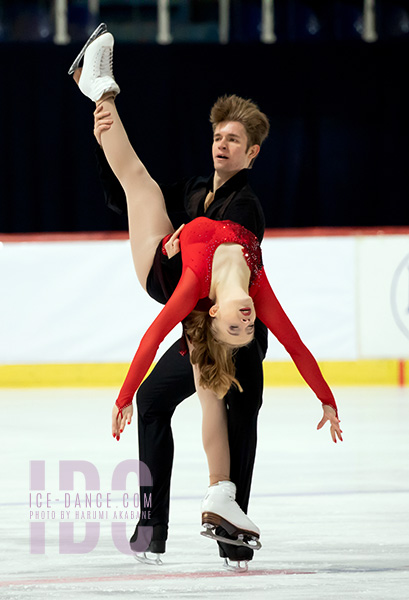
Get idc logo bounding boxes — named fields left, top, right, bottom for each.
left=29, top=460, right=153, bottom=555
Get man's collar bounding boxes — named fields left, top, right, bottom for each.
left=207, top=169, right=249, bottom=195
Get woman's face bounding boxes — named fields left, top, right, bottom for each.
left=209, top=297, right=256, bottom=346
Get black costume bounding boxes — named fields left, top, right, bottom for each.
left=96, top=148, right=268, bottom=558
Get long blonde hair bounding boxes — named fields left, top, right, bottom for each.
left=184, top=311, right=245, bottom=399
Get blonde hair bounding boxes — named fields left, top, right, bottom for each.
left=210, top=94, right=270, bottom=149
left=184, top=311, right=244, bottom=399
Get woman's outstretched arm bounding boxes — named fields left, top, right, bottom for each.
left=113, top=267, right=201, bottom=438
left=252, top=269, right=343, bottom=443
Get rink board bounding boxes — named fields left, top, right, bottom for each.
left=1, top=228, right=408, bottom=387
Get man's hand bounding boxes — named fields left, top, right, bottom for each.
left=317, top=405, right=343, bottom=443
left=112, top=404, right=133, bottom=441
left=164, top=224, right=185, bottom=258
left=94, top=103, right=113, bottom=146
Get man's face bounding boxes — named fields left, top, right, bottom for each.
left=212, top=121, right=259, bottom=176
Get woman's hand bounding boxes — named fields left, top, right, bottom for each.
left=164, top=224, right=185, bottom=258
left=112, top=404, right=133, bottom=441
left=94, top=103, right=113, bottom=146
left=317, top=405, right=343, bottom=443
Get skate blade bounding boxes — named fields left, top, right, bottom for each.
left=67, top=23, right=108, bottom=74
left=133, top=551, right=163, bottom=565
left=201, top=525, right=262, bottom=551
left=201, top=512, right=261, bottom=545
left=223, top=557, right=248, bottom=572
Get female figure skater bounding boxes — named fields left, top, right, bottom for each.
left=72, top=30, right=342, bottom=555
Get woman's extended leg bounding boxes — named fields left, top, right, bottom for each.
left=190, top=358, right=260, bottom=544
left=191, top=362, right=230, bottom=485
left=98, top=96, right=174, bottom=289
left=199, top=390, right=231, bottom=486
left=75, top=31, right=173, bottom=289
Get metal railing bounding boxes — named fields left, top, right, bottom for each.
left=51, top=0, right=377, bottom=46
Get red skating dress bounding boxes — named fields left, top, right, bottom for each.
left=116, top=218, right=337, bottom=416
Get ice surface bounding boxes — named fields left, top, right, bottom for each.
left=1, top=386, right=408, bottom=599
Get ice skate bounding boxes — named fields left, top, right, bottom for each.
left=200, top=481, right=261, bottom=553
left=130, top=523, right=167, bottom=566
left=134, top=552, right=163, bottom=566
left=217, top=526, right=254, bottom=572
left=67, top=22, right=108, bottom=74
left=71, top=30, right=120, bottom=102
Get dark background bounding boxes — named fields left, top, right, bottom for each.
left=0, top=35, right=408, bottom=233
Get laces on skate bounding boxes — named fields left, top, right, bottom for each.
left=95, top=47, right=114, bottom=79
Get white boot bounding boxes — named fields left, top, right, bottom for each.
left=201, top=481, right=260, bottom=539
left=68, top=22, right=107, bottom=75
left=77, top=32, right=120, bottom=102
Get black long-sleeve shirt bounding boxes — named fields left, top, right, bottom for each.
left=95, top=146, right=266, bottom=303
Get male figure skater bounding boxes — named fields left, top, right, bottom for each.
left=88, top=45, right=270, bottom=568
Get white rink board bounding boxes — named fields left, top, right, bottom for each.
left=358, top=235, right=409, bottom=358
left=0, top=232, right=408, bottom=365
left=0, top=240, right=181, bottom=364
left=260, top=236, right=357, bottom=360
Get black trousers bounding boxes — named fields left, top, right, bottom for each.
left=136, top=318, right=268, bottom=530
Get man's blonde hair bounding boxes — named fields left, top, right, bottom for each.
left=210, top=94, right=270, bottom=149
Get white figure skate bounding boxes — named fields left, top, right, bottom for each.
left=67, top=22, right=108, bottom=74
left=70, top=30, right=120, bottom=102
left=200, top=481, right=261, bottom=552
